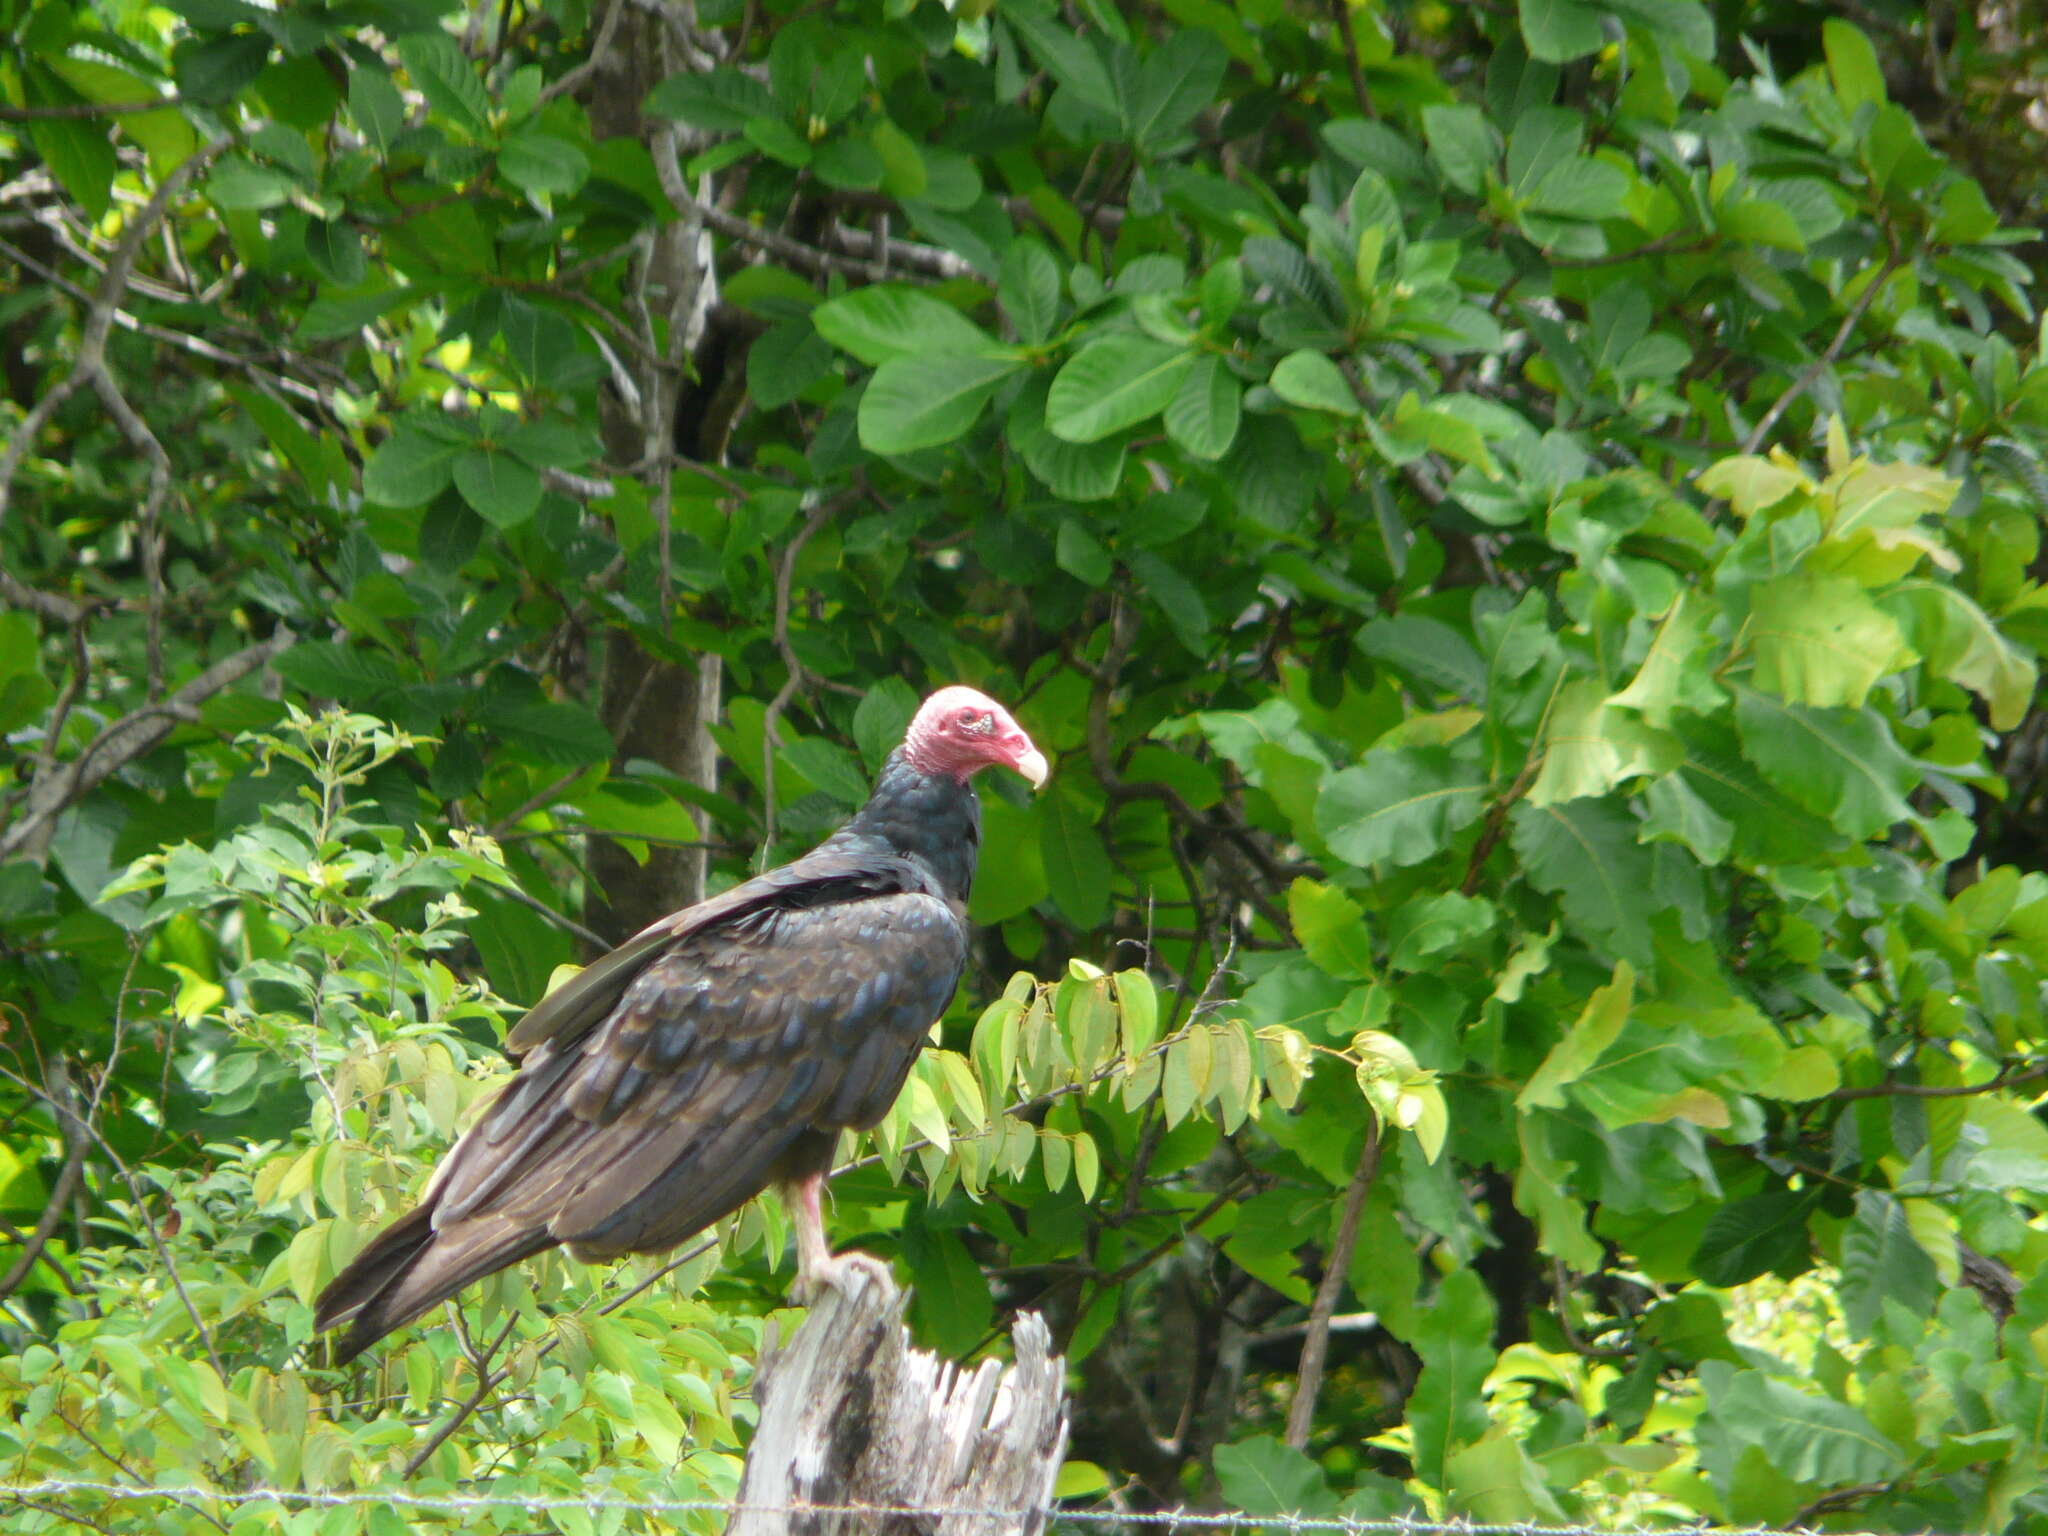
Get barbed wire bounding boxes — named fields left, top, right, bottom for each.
left=1, top=1476, right=1846, bottom=1535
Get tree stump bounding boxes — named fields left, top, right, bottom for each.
left=725, top=1263, right=1069, bottom=1535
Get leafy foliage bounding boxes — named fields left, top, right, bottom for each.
left=5, top=0, right=2048, bottom=1530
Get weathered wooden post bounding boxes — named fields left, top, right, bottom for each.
left=725, top=1263, right=1069, bottom=1535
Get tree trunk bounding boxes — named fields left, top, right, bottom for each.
left=578, top=11, right=726, bottom=940
left=727, top=1266, right=1069, bottom=1536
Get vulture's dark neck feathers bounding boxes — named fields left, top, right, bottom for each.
left=830, top=748, right=981, bottom=904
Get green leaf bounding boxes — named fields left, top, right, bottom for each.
left=1421, top=104, right=1498, bottom=195
left=1213, top=1435, right=1337, bottom=1518
left=1127, top=550, right=1212, bottom=653
left=1040, top=784, right=1113, bottom=929
left=1006, top=7, right=1121, bottom=120
left=1838, top=1191, right=1939, bottom=1334
left=1046, top=334, right=1195, bottom=442
left=348, top=64, right=405, bottom=154
left=1129, top=29, right=1229, bottom=152
left=1748, top=572, right=1915, bottom=709
left=1731, top=688, right=1915, bottom=840
left=1691, top=1187, right=1816, bottom=1286
left=1822, top=18, right=1886, bottom=111
left=1610, top=592, right=1724, bottom=728
left=475, top=700, right=614, bottom=766
left=1288, top=878, right=1375, bottom=979
left=454, top=447, right=543, bottom=528
left=499, top=126, right=589, bottom=196
left=364, top=421, right=471, bottom=512
left=1509, top=798, right=1655, bottom=965
left=1408, top=1268, right=1496, bottom=1488
left=1883, top=581, right=2037, bottom=731
left=274, top=642, right=405, bottom=701
left=1528, top=677, right=1680, bottom=806
left=813, top=286, right=998, bottom=365
left=1519, top=0, right=1607, bottom=62
left=1699, top=1361, right=1905, bottom=1486
left=858, top=353, right=1022, bottom=453
left=1164, top=355, right=1242, bottom=459
left=645, top=67, right=776, bottom=130
left=1386, top=891, right=1496, bottom=971
left=303, top=218, right=365, bottom=286
left=1269, top=350, right=1360, bottom=415
left=747, top=320, right=835, bottom=409
left=1055, top=518, right=1113, bottom=586
left=396, top=33, right=490, bottom=139
left=1527, top=157, right=1630, bottom=220
left=998, top=237, right=1062, bottom=344
left=1518, top=962, right=1633, bottom=1109
left=779, top=737, right=871, bottom=805
left=1316, top=746, right=1489, bottom=870
left=1696, top=454, right=1808, bottom=516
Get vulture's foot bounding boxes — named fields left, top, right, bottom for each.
left=794, top=1248, right=894, bottom=1305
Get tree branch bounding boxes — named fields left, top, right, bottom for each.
left=1284, top=1126, right=1381, bottom=1450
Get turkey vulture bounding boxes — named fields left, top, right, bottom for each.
left=314, top=686, right=1047, bottom=1360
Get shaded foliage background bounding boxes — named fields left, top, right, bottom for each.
left=5, top=0, right=2048, bottom=1529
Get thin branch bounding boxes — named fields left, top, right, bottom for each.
left=1328, top=0, right=1372, bottom=116
left=1284, top=1125, right=1381, bottom=1450
left=758, top=495, right=855, bottom=861
left=0, top=1077, right=89, bottom=1300
left=1740, top=248, right=1904, bottom=454
left=0, top=629, right=296, bottom=866
left=0, top=97, right=179, bottom=121
left=1825, top=1061, right=2048, bottom=1102
left=537, top=0, right=628, bottom=105
left=400, top=1314, right=519, bottom=1477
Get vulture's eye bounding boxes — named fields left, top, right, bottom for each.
left=959, top=711, right=994, bottom=734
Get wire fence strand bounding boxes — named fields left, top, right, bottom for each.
left=1, top=1476, right=1851, bottom=1535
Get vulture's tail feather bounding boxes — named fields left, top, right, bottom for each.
left=315, top=1204, right=552, bottom=1363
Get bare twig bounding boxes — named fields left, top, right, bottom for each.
left=1328, top=0, right=1372, bottom=115
left=1284, top=1125, right=1381, bottom=1449
left=0, top=97, right=179, bottom=121
left=1825, top=1061, right=2048, bottom=1101
left=1740, top=248, right=1904, bottom=454
left=0, top=1071, right=90, bottom=1301
left=0, top=629, right=296, bottom=866
left=400, top=1314, right=519, bottom=1477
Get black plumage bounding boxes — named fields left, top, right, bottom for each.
left=315, top=688, right=1046, bottom=1360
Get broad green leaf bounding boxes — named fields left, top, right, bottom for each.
left=1838, top=1191, right=1939, bottom=1334
left=1731, top=687, right=1915, bottom=840
left=1046, top=334, right=1195, bottom=442
left=1269, top=350, right=1359, bottom=415
left=1445, top=1431, right=1567, bottom=1522
left=998, top=237, right=1062, bottom=344
left=1039, top=785, right=1113, bottom=929
left=1317, top=746, right=1489, bottom=870
left=1519, top=0, right=1606, bottom=62
left=274, top=643, right=405, bottom=701
left=1164, top=355, right=1242, bottom=459
left=1528, top=677, right=1680, bottom=806
left=1610, top=592, right=1724, bottom=728
left=1519, top=962, right=1633, bottom=1110
left=645, top=67, right=775, bottom=130
left=1691, top=1188, right=1816, bottom=1286
left=1385, top=891, right=1495, bottom=972
left=499, top=126, right=589, bottom=196
left=1699, top=1360, right=1905, bottom=1486
left=1822, top=18, right=1886, bottom=111
left=1697, top=454, right=1808, bottom=516
left=453, top=446, right=542, bottom=528
left=1884, top=580, right=2037, bottom=730
left=1006, top=6, right=1121, bottom=119
left=396, top=33, right=490, bottom=139
left=1213, top=1435, right=1337, bottom=1517
left=1408, top=1268, right=1495, bottom=1488
left=1509, top=798, right=1655, bottom=965
left=858, top=353, right=1022, bottom=453
left=813, top=287, right=998, bottom=365
left=1747, top=571, right=1915, bottom=709
left=1288, top=878, right=1376, bottom=979
left=1421, top=104, right=1497, bottom=195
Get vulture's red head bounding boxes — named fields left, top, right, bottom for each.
left=903, top=687, right=1049, bottom=789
